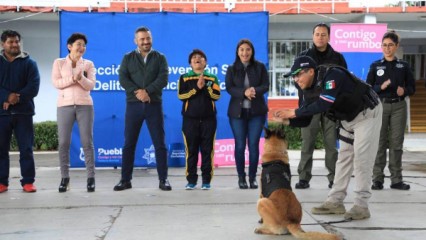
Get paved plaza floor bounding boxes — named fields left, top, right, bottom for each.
left=2, top=133, right=426, bottom=240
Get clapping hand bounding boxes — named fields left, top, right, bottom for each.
left=381, top=79, right=391, bottom=90
left=397, top=86, right=405, bottom=96
left=245, top=87, right=256, bottom=100
left=73, top=69, right=82, bottom=83
left=197, top=73, right=205, bottom=89
left=3, top=102, right=10, bottom=110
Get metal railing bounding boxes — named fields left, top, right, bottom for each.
left=1, top=0, right=424, bottom=13
left=0, top=0, right=110, bottom=7
left=111, top=0, right=349, bottom=12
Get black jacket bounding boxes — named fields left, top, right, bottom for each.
left=0, top=51, right=40, bottom=116
left=293, top=67, right=378, bottom=124
left=289, top=43, right=347, bottom=127
left=177, top=70, right=220, bottom=119
left=366, top=57, right=415, bottom=98
left=225, top=60, right=269, bottom=118
left=119, top=49, right=168, bottom=103
left=297, top=43, right=347, bottom=106
left=299, top=43, right=347, bottom=68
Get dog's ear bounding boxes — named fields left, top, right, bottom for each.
left=264, top=127, right=271, bottom=139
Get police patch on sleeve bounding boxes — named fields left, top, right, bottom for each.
left=377, top=69, right=384, bottom=76
left=325, top=80, right=335, bottom=90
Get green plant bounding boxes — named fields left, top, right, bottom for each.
left=10, top=121, right=58, bottom=151
left=9, top=121, right=324, bottom=151
left=267, top=122, right=324, bottom=150
left=34, top=121, right=58, bottom=150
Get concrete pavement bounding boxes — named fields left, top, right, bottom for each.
left=2, top=133, right=426, bottom=240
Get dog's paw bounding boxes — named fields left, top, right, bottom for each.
left=254, top=228, right=262, bottom=234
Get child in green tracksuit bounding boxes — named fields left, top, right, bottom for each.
left=177, top=49, right=220, bottom=190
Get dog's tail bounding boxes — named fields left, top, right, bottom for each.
left=287, top=223, right=341, bottom=240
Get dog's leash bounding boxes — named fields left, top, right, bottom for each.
left=304, top=219, right=426, bottom=231
left=301, top=219, right=352, bottom=225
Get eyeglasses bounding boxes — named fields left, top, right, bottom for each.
left=381, top=43, right=396, bottom=48
left=74, top=43, right=86, bottom=48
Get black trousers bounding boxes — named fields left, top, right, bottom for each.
left=182, top=116, right=217, bottom=184
left=0, top=115, right=35, bottom=186
left=121, top=102, right=168, bottom=181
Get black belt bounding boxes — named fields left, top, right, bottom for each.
left=380, top=96, right=405, bottom=104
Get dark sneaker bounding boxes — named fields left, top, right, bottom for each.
left=159, top=179, right=172, bottom=191
left=201, top=183, right=211, bottom=190
left=371, top=181, right=383, bottom=190
left=328, top=181, right=334, bottom=189
left=390, top=182, right=410, bottom=190
left=113, top=180, right=132, bottom=191
left=295, top=180, right=310, bottom=189
left=344, top=205, right=371, bottom=220
left=185, top=183, right=196, bottom=190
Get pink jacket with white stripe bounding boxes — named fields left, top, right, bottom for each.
left=51, top=56, right=96, bottom=107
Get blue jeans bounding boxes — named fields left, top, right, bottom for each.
left=121, top=102, right=168, bottom=181
left=229, top=109, right=266, bottom=179
left=0, top=115, right=35, bottom=186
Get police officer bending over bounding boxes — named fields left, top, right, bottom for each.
left=274, top=56, right=382, bottom=220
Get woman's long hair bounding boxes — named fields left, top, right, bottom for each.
left=233, top=39, right=256, bottom=67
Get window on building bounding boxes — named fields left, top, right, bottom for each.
left=268, top=40, right=311, bottom=98
left=403, top=53, right=426, bottom=80
left=268, top=42, right=425, bottom=98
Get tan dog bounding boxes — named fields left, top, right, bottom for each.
left=255, top=127, right=340, bottom=240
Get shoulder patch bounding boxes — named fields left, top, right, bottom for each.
left=396, top=63, right=404, bottom=68
left=325, top=80, right=335, bottom=90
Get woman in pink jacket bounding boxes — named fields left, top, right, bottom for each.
left=51, top=33, right=96, bottom=192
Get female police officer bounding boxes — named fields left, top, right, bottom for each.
left=274, top=56, right=382, bottom=220
left=367, top=31, right=415, bottom=191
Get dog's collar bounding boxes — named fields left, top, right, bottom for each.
left=262, top=160, right=288, bottom=168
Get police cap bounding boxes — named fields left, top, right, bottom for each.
left=284, top=56, right=317, bottom=77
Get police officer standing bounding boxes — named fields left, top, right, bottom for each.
left=295, top=23, right=347, bottom=189
left=274, top=56, right=382, bottom=220
left=367, top=31, right=415, bottom=191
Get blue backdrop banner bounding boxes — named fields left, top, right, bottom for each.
left=59, top=11, right=269, bottom=168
